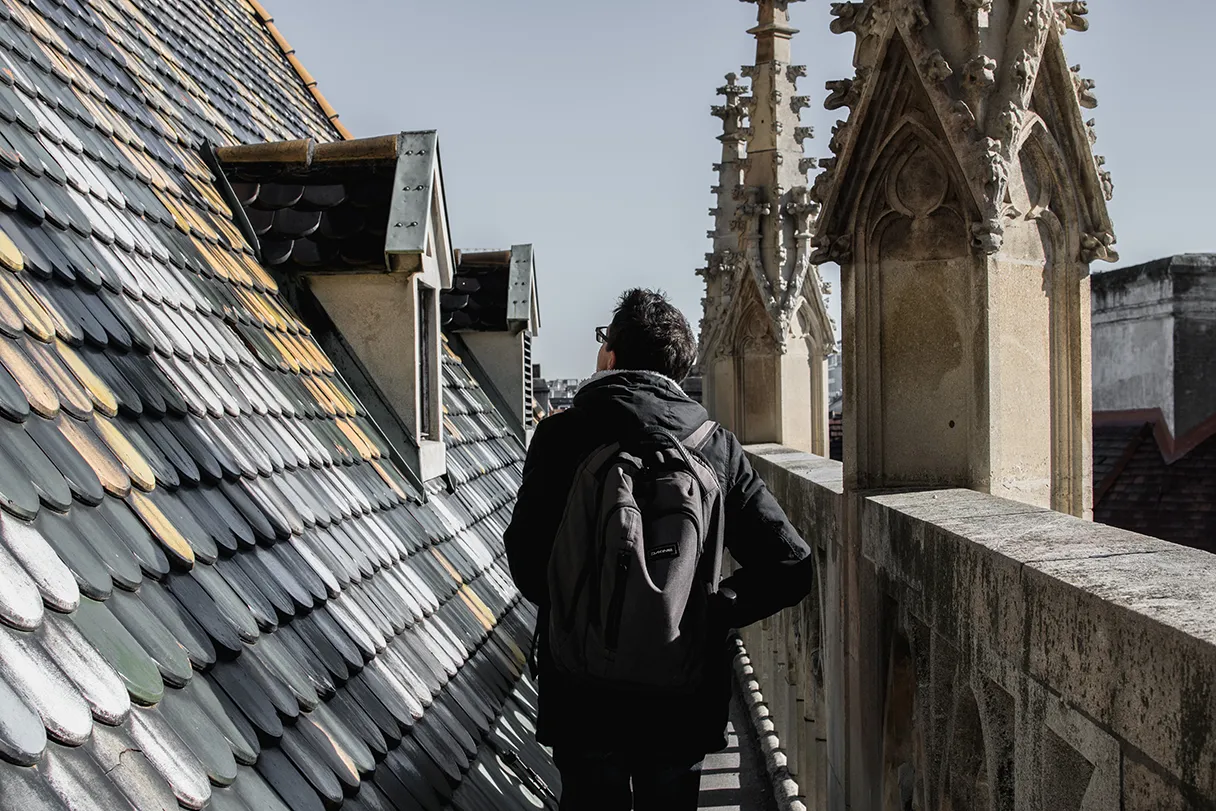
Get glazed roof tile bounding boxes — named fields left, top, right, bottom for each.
left=0, top=0, right=549, bottom=808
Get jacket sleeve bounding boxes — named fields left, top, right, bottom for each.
left=716, top=434, right=816, bottom=629
left=504, top=416, right=570, bottom=606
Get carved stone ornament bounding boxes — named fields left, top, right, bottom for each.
left=924, top=51, right=953, bottom=84
left=824, top=79, right=857, bottom=111
left=1080, top=230, right=1117, bottom=263
left=810, top=234, right=852, bottom=265
left=963, top=55, right=998, bottom=91
left=1070, top=65, right=1098, bottom=108
left=1095, top=155, right=1114, bottom=200
left=1013, top=49, right=1037, bottom=92
left=971, top=219, right=1005, bottom=253
left=901, top=0, right=930, bottom=29
left=1055, top=0, right=1089, bottom=31
left=829, top=2, right=865, bottom=35
left=950, top=100, right=977, bottom=132
left=811, top=0, right=1117, bottom=267
left=829, top=120, right=851, bottom=155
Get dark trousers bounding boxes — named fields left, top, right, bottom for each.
left=554, top=748, right=704, bottom=811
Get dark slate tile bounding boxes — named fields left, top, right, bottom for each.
left=69, top=596, right=163, bottom=708
left=382, top=745, right=449, bottom=809
left=106, top=588, right=193, bottom=689
left=210, top=658, right=284, bottom=744
left=64, top=504, right=143, bottom=591
left=35, top=508, right=112, bottom=601
left=255, top=748, right=324, bottom=811
left=190, top=563, right=260, bottom=644
left=118, top=419, right=180, bottom=490
left=156, top=683, right=239, bottom=787
left=212, top=479, right=273, bottom=544
left=136, top=579, right=215, bottom=671
left=289, top=613, right=352, bottom=685
left=372, top=754, right=433, bottom=811
left=279, top=724, right=346, bottom=807
left=344, top=672, right=404, bottom=746
left=25, top=413, right=104, bottom=506
left=255, top=543, right=313, bottom=613
left=96, top=496, right=170, bottom=581
left=270, top=624, right=333, bottom=700
left=166, top=572, right=243, bottom=659
left=139, top=417, right=202, bottom=486
left=229, top=550, right=292, bottom=623
left=144, top=487, right=217, bottom=565
left=245, top=632, right=319, bottom=714
left=214, top=556, right=279, bottom=631
left=184, top=675, right=259, bottom=768
left=230, top=766, right=293, bottom=811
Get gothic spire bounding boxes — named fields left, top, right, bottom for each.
left=695, top=0, right=835, bottom=454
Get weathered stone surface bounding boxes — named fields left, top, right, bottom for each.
left=741, top=448, right=1216, bottom=809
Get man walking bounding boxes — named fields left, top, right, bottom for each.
left=505, top=289, right=815, bottom=810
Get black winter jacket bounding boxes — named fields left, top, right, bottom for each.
left=504, top=370, right=814, bottom=756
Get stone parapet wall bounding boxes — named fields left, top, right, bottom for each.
left=741, top=445, right=1216, bottom=810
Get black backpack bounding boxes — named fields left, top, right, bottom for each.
left=545, top=421, right=724, bottom=692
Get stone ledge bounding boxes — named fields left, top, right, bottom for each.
left=745, top=447, right=1216, bottom=803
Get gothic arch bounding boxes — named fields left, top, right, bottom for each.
left=851, top=115, right=978, bottom=487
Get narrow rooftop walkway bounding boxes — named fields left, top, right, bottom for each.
left=698, top=695, right=778, bottom=811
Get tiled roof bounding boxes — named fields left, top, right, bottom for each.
left=1094, top=414, right=1216, bottom=554
left=443, top=247, right=537, bottom=334
left=217, top=134, right=441, bottom=276
left=0, top=1, right=551, bottom=809
left=441, top=342, right=524, bottom=490
left=443, top=252, right=510, bottom=332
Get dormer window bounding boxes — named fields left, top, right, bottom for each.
left=441, top=244, right=542, bottom=445
left=215, top=131, right=456, bottom=484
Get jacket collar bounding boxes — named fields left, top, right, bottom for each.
left=578, top=368, right=685, bottom=395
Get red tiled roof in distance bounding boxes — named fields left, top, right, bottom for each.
left=1094, top=409, right=1216, bottom=553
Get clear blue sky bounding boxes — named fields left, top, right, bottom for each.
left=264, top=0, right=1216, bottom=379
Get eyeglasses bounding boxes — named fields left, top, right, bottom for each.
left=595, top=326, right=609, bottom=345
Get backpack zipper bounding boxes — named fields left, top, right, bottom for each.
left=604, top=550, right=631, bottom=651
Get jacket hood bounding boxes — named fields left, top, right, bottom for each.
left=572, top=370, right=708, bottom=436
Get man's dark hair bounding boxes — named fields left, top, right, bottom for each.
left=606, top=288, right=697, bottom=382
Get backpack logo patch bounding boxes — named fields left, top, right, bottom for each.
left=647, top=543, right=680, bottom=561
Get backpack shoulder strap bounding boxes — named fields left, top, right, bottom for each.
left=681, top=420, right=718, bottom=452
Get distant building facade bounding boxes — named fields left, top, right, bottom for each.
left=1091, top=255, right=1216, bottom=552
